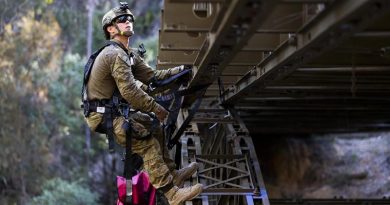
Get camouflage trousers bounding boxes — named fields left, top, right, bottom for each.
left=153, top=124, right=176, bottom=172
left=86, top=112, right=176, bottom=189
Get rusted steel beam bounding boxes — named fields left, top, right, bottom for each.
left=189, top=0, right=279, bottom=90
left=222, top=0, right=390, bottom=104
left=171, top=0, right=279, bottom=147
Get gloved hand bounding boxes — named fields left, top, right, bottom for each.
left=150, top=65, right=193, bottom=89
left=154, top=104, right=169, bottom=123
left=178, top=65, right=193, bottom=84
left=183, top=64, right=192, bottom=70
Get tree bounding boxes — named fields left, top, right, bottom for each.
left=30, top=178, right=98, bottom=205
left=0, top=10, right=62, bottom=204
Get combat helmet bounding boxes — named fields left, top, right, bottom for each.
left=102, top=2, right=135, bottom=39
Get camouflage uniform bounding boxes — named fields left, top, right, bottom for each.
left=153, top=124, right=177, bottom=172
left=85, top=5, right=203, bottom=203
left=85, top=39, right=184, bottom=188
left=134, top=80, right=178, bottom=172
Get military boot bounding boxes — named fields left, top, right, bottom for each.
left=172, top=162, right=199, bottom=187
left=164, top=184, right=203, bottom=205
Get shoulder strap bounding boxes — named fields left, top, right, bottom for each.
left=81, top=41, right=130, bottom=101
left=83, top=46, right=107, bottom=85
left=109, top=40, right=129, bottom=54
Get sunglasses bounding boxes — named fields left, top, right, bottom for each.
left=115, top=15, right=134, bottom=24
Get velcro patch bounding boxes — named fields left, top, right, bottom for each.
left=118, top=53, right=134, bottom=67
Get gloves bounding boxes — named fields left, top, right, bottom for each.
left=176, top=65, right=192, bottom=83
left=154, top=104, right=169, bottom=123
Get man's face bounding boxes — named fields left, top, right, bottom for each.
left=107, top=15, right=134, bottom=36
left=115, top=15, right=133, bottom=32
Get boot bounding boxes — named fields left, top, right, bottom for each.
left=164, top=184, right=203, bottom=205
left=172, top=162, right=199, bottom=187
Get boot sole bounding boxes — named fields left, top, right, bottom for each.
left=170, top=185, right=203, bottom=205
left=174, top=163, right=199, bottom=187
left=186, top=186, right=202, bottom=201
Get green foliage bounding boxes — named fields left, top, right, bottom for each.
left=0, top=0, right=162, bottom=203
left=134, top=11, right=155, bottom=35
left=0, top=9, right=62, bottom=200
left=45, top=53, right=87, bottom=177
left=49, top=0, right=89, bottom=54
left=133, top=34, right=159, bottom=66
left=48, top=53, right=84, bottom=131
left=91, top=6, right=110, bottom=52
left=30, top=178, right=98, bottom=205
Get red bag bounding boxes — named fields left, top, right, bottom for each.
left=117, top=172, right=156, bottom=205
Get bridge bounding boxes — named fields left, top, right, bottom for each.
left=157, top=0, right=390, bottom=204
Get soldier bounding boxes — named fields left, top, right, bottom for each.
left=83, top=3, right=203, bottom=205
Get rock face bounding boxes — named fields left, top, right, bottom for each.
left=253, top=133, right=390, bottom=198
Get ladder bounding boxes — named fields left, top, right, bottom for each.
left=173, top=108, right=270, bottom=205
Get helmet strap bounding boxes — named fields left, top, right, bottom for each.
left=112, top=23, right=133, bottom=39
left=114, top=23, right=121, bottom=34
left=108, top=24, right=120, bottom=39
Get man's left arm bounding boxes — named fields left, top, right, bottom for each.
left=132, top=53, right=188, bottom=84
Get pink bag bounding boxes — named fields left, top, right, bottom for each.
left=116, top=172, right=156, bottom=205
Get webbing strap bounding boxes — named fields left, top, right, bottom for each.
left=104, top=111, right=115, bottom=153
left=150, top=69, right=191, bottom=89
left=167, top=96, right=203, bottom=149
left=81, top=40, right=130, bottom=101
left=122, top=121, right=143, bottom=178
left=123, top=120, right=133, bottom=205
left=124, top=120, right=133, bottom=178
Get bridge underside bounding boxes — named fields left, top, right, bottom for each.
left=157, top=0, right=390, bottom=204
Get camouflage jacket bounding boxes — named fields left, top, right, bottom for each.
left=85, top=39, right=183, bottom=130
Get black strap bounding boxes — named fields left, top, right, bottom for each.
left=156, top=82, right=210, bottom=150
left=162, top=84, right=183, bottom=144
left=105, top=110, right=115, bottom=153
left=123, top=121, right=134, bottom=205
left=150, top=69, right=191, bottom=89
left=81, top=40, right=131, bottom=101
left=83, top=46, right=107, bottom=86
left=217, top=77, right=225, bottom=103
left=122, top=121, right=143, bottom=178
left=124, top=120, right=133, bottom=178
left=122, top=120, right=144, bottom=204
left=82, top=41, right=114, bottom=100
left=175, top=83, right=212, bottom=97
left=167, top=96, right=203, bottom=149
left=147, top=68, right=210, bottom=150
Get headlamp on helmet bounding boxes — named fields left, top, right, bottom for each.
left=119, top=2, right=129, bottom=11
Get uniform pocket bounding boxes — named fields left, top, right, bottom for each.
left=85, top=112, right=103, bottom=131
